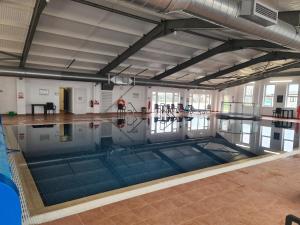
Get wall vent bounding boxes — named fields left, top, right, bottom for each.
left=240, top=0, right=278, bottom=26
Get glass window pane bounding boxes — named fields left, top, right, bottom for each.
left=166, top=93, right=173, bottom=105
left=283, top=141, right=293, bottom=152
left=261, top=126, right=271, bottom=136
left=206, top=95, right=211, bottom=109
left=245, top=85, right=254, bottom=96
left=191, top=119, right=198, bottom=130
left=286, top=84, right=298, bottom=108
left=174, top=93, right=179, bottom=105
left=199, top=95, right=206, bottom=109
left=152, top=92, right=157, bottom=111
left=266, top=85, right=275, bottom=96
left=242, top=123, right=251, bottom=133
left=157, top=92, right=165, bottom=104
left=221, top=120, right=229, bottom=131
left=284, top=129, right=294, bottom=141
left=261, top=137, right=271, bottom=148
left=263, top=97, right=273, bottom=107
left=288, top=84, right=299, bottom=95
left=242, top=134, right=250, bottom=144
left=192, top=94, right=200, bottom=109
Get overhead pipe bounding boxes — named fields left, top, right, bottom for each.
left=121, top=0, right=300, bottom=51
left=0, top=67, right=214, bottom=90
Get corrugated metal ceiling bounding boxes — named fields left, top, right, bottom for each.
left=1, top=0, right=298, bottom=87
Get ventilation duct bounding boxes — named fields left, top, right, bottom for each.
left=240, top=0, right=278, bottom=26
left=0, top=67, right=213, bottom=90
left=121, top=0, right=300, bottom=51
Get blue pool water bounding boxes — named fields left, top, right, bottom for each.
left=10, top=115, right=299, bottom=206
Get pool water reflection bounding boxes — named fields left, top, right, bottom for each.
left=10, top=116, right=299, bottom=206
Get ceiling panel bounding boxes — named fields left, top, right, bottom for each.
left=0, top=0, right=35, bottom=63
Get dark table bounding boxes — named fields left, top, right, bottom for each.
left=31, top=104, right=47, bottom=115
left=281, top=109, right=294, bottom=119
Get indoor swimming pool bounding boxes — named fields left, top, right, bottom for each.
left=8, top=115, right=300, bottom=206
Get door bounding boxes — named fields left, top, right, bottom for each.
left=64, top=89, right=69, bottom=112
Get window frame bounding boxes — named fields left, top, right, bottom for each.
left=262, top=84, right=275, bottom=107
left=260, top=126, right=272, bottom=148
left=285, top=83, right=299, bottom=108
left=243, top=85, right=254, bottom=104
left=189, top=93, right=212, bottom=110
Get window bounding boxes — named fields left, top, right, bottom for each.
left=189, top=93, right=211, bottom=110
left=152, top=91, right=180, bottom=112
left=192, top=94, right=200, bottom=109
left=286, top=84, right=299, bottom=108
left=243, top=85, right=254, bottom=104
left=260, top=126, right=271, bottom=148
left=283, top=129, right=294, bottom=152
left=263, top=84, right=275, bottom=107
left=220, top=120, right=229, bottom=131
left=188, top=117, right=209, bottom=131
left=174, top=93, right=180, bottom=107
left=157, top=92, right=165, bottom=105
left=151, top=92, right=156, bottom=111
left=222, top=95, right=231, bottom=113
left=165, top=93, right=173, bottom=105
left=151, top=117, right=177, bottom=134
left=241, top=123, right=251, bottom=144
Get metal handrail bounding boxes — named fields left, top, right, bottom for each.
left=127, top=102, right=138, bottom=113
left=286, top=215, right=300, bottom=225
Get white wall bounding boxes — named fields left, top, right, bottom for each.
left=23, top=79, right=96, bottom=114
left=0, top=77, right=17, bottom=114
left=218, top=76, right=300, bottom=117
left=112, top=85, right=147, bottom=112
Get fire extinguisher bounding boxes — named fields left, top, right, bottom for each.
left=90, top=100, right=94, bottom=108
left=297, top=106, right=300, bottom=119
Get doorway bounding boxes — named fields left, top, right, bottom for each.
left=59, top=88, right=72, bottom=113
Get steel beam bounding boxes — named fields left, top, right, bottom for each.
left=0, top=58, right=19, bottom=61
left=97, top=22, right=170, bottom=76
left=0, top=66, right=215, bottom=90
left=97, top=18, right=222, bottom=77
left=152, top=40, right=286, bottom=81
left=19, top=0, right=47, bottom=68
left=0, top=51, right=20, bottom=59
left=217, top=61, right=300, bottom=90
left=152, top=42, right=233, bottom=80
left=192, top=51, right=300, bottom=85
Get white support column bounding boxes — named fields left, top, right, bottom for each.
left=16, top=78, right=26, bottom=115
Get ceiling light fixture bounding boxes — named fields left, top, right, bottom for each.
left=270, top=80, right=292, bottom=83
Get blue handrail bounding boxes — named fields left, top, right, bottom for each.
left=0, top=115, right=21, bottom=225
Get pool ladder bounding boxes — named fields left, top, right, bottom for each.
left=127, top=102, right=138, bottom=115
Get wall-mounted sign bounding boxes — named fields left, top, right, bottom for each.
left=18, top=92, right=24, bottom=99
left=277, top=95, right=283, bottom=103
left=39, top=89, right=49, bottom=95
left=132, top=93, right=139, bottom=98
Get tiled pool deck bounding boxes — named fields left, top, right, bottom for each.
left=42, top=155, right=300, bottom=225
left=3, top=114, right=300, bottom=225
